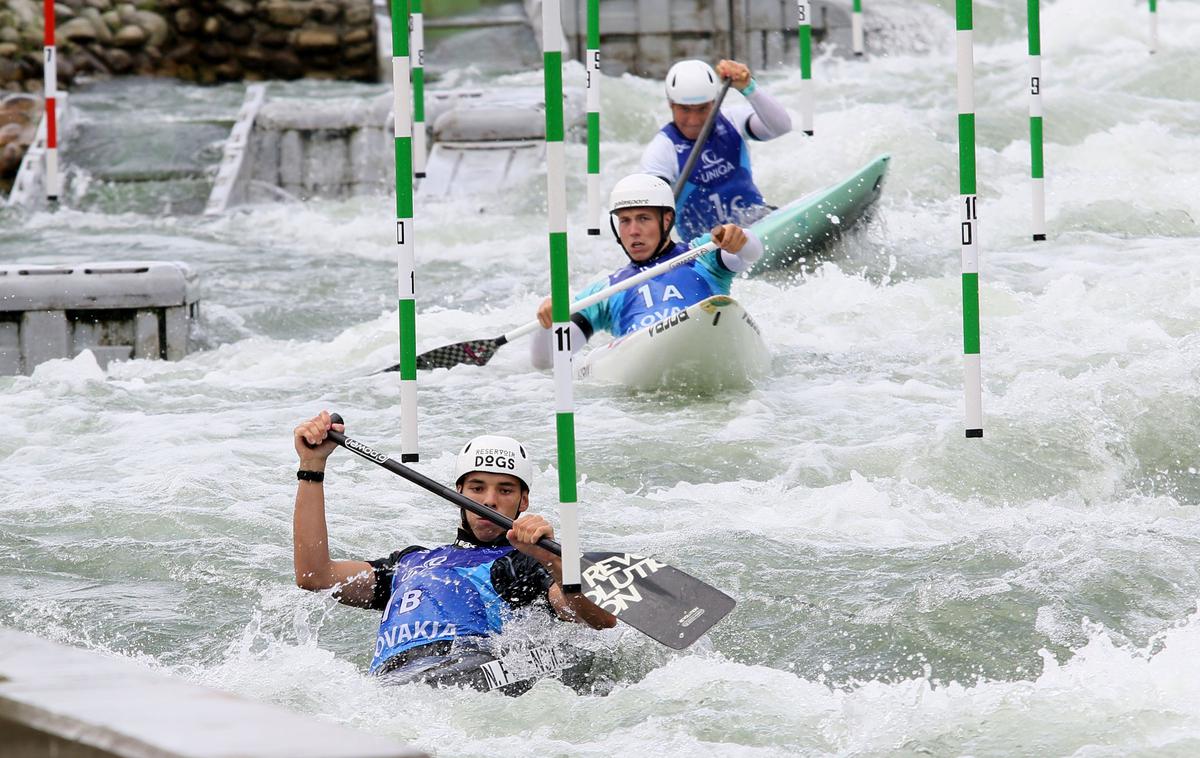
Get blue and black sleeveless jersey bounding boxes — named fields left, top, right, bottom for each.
left=366, top=544, right=554, bottom=674
left=574, top=240, right=736, bottom=337
left=663, top=113, right=767, bottom=241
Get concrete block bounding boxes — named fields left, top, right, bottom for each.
left=673, top=35, right=714, bottom=63
left=670, top=0, right=718, bottom=33
left=600, top=0, right=639, bottom=34
left=747, top=28, right=765, bottom=69
left=765, top=29, right=784, bottom=67
left=636, top=34, right=673, bottom=77
left=163, top=306, right=188, bottom=361
left=0, top=318, right=18, bottom=374
left=433, top=108, right=545, bottom=142
left=68, top=312, right=131, bottom=365
left=132, top=310, right=159, bottom=360
left=88, top=346, right=136, bottom=367
left=19, top=311, right=69, bottom=372
left=278, top=129, right=304, bottom=188
left=746, top=0, right=783, bottom=29
left=729, top=0, right=749, bottom=60
left=0, top=262, right=199, bottom=375
left=559, top=0, right=581, bottom=46
left=636, top=0, right=671, bottom=33
left=349, top=125, right=389, bottom=186
left=251, top=126, right=281, bottom=186
left=302, top=130, right=351, bottom=194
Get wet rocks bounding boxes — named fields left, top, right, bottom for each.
left=0, top=0, right=379, bottom=196
left=0, top=0, right=379, bottom=93
left=0, top=93, right=41, bottom=196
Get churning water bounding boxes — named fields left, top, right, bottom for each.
left=3, top=0, right=1200, bottom=755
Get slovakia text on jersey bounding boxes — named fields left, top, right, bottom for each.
left=369, top=545, right=543, bottom=674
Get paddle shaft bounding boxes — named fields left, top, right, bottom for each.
left=498, top=239, right=720, bottom=345
left=672, top=79, right=733, bottom=200
left=325, top=422, right=561, bottom=556
left=382, top=239, right=722, bottom=374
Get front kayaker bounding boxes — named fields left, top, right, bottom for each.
left=530, top=173, right=762, bottom=367
left=640, top=58, right=792, bottom=241
left=292, top=411, right=615, bottom=694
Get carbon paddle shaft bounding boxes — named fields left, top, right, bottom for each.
left=673, top=79, right=732, bottom=200
left=323, top=415, right=737, bottom=649
left=386, top=239, right=721, bottom=373
left=327, top=424, right=556, bottom=553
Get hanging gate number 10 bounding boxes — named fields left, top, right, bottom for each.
left=961, top=196, right=978, bottom=246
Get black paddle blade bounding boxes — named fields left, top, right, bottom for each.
left=580, top=551, right=735, bottom=650
left=410, top=337, right=504, bottom=371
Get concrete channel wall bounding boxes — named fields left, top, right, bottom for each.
left=0, top=628, right=426, bottom=758
left=200, top=0, right=855, bottom=208
left=231, top=87, right=585, bottom=201
left=534, top=0, right=853, bottom=77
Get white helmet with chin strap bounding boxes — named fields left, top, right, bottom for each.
left=607, top=173, right=677, bottom=259
left=665, top=60, right=719, bottom=105
left=453, top=435, right=532, bottom=491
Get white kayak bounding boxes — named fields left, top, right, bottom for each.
left=576, top=295, right=771, bottom=392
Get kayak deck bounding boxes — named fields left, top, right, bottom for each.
left=577, top=295, right=771, bottom=392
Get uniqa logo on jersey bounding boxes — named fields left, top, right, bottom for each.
left=581, top=553, right=667, bottom=613
left=694, top=148, right=736, bottom=185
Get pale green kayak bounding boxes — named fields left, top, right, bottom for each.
left=748, top=153, right=890, bottom=276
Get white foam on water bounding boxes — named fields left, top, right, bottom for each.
left=3, top=0, right=1200, bottom=754
left=108, top=606, right=1200, bottom=757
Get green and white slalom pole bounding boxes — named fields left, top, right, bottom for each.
left=1027, top=0, right=1045, bottom=241
left=42, top=0, right=59, bottom=203
left=391, top=0, right=419, bottom=460
left=585, top=0, right=601, bottom=235
left=956, top=0, right=982, bottom=438
left=1148, top=0, right=1158, bottom=54
left=542, top=0, right=582, bottom=591
left=852, top=0, right=864, bottom=57
left=410, top=0, right=427, bottom=178
left=797, top=0, right=814, bottom=135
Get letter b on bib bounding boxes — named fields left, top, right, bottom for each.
left=398, top=589, right=422, bottom=614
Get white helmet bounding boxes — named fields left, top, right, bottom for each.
left=453, top=435, right=533, bottom=491
left=665, top=60, right=719, bottom=105
left=608, top=173, right=675, bottom=215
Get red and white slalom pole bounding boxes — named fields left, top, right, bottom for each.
left=43, top=0, right=60, bottom=202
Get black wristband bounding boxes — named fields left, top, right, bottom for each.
left=296, top=469, right=325, bottom=483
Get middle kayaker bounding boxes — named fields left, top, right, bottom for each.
left=640, top=58, right=792, bottom=242
left=530, top=173, right=762, bottom=368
